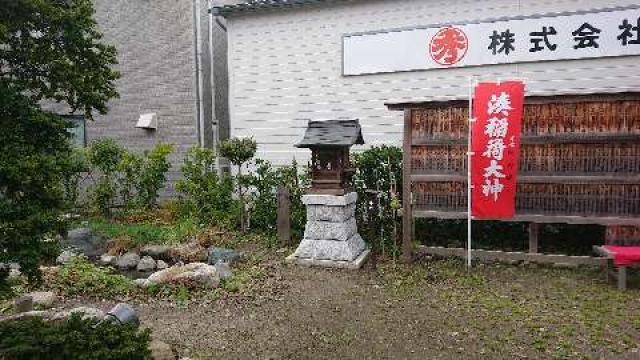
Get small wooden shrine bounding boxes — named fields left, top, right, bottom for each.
left=296, top=119, right=364, bottom=195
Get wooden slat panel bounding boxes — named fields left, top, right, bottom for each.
left=407, top=95, right=640, bottom=224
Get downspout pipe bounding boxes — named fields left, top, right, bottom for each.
left=209, top=2, right=229, bottom=176
left=208, top=0, right=217, bottom=152
left=193, top=0, right=205, bottom=147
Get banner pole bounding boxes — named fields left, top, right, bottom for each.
left=467, top=77, right=475, bottom=269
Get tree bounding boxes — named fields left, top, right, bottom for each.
left=0, top=0, right=119, bottom=283
left=219, top=137, right=257, bottom=233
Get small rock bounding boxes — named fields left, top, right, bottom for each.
left=207, top=247, right=239, bottom=265
left=140, top=245, right=172, bottom=260
left=276, top=248, right=288, bottom=254
left=99, top=254, right=117, bottom=266
left=214, top=262, right=233, bottom=280
left=134, top=278, right=150, bottom=287
left=116, top=252, right=141, bottom=270
left=27, top=291, right=56, bottom=309
left=137, top=256, right=157, bottom=272
left=56, top=250, right=78, bottom=265
left=149, top=339, right=175, bottom=360
left=156, top=260, right=169, bottom=270
left=14, top=295, right=33, bottom=313
left=106, top=303, right=139, bottom=326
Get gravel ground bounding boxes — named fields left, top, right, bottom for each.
left=60, top=252, right=640, bottom=360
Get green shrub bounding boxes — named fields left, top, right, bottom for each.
left=0, top=314, right=151, bottom=360
left=87, top=140, right=173, bottom=215
left=117, top=151, right=143, bottom=210
left=177, top=147, right=237, bottom=225
left=246, top=159, right=308, bottom=239
left=51, top=257, right=135, bottom=298
left=88, top=139, right=125, bottom=216
left=135, top=144, right=173, bottom=209
left=218, top=137, right=257, bottom=167
left=352, top=145, right=403, bottom=257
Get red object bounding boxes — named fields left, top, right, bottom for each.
left=471, top=81, right=525, bottom=219
left=602, top=245, right=640, bottom=266
left=429, top=27, right=468, bottom=66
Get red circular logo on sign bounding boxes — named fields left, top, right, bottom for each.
left=429, top=26, right=469, bottom=66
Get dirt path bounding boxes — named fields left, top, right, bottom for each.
left=68, top=258, right=640, bottom=359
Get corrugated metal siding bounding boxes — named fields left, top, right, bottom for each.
left=226, top=0, right=640, bottom=165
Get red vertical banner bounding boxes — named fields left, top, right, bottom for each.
left=471, top=81, right=525, bottom=219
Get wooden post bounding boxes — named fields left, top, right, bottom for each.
left=528, top=223, right=540, bottom=254
left=618, top=266, right=627, bottom=290
left=401, top=109, right=413, bottom=263
left=277, top=186, right=291, bottom=247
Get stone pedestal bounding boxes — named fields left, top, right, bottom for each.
left=286, top=192, right=369, bottom=269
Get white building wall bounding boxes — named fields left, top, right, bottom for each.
left=226, top=0, right=640, bottom=165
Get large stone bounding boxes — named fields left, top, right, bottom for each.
left=61, top=227, right=107, bottom=258
left=56, top=250, right=78, bottom=265
left=27, top=291, right=56, bottom=309
left=156, top=260, right=169, bottom=270
left=147, top=263, right=220, bottom=288
left=117, top=252, right=140, bottom=270
left=140, top=245, right=172, bottom=260
left=168, top=243, right=207, bottom=263
left=99, top=254, right=117, bottom=266
left=207, top=247, right=239, bottom=265
left=149, top=340, right=175, bottom=360
left=303, top=218, right=357, bottom=241
left=137, top=256, right=157, bottom=272
left=292, top=234, right=366, bottom=262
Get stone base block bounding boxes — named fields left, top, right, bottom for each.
left=306, top=203, right=356, bottom=222
left=304, top=218, right=357, bottom=241
left=286, top=249, right=370, bottom=270
left=292, top=234, right=366, bottom=262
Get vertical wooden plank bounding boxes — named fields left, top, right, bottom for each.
left=277, top=186, right=291, bottom=247
left=528, top=223, right=540, bottom=254
left=402, top=108, right=413, bottom=263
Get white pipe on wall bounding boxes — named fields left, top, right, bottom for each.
left=193, top=0, right=205, bottom=147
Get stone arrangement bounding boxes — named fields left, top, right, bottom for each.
left=287, top=192, right=369, bottom=269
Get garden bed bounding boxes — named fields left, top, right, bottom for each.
left=40, top=250, right=640, bottom=359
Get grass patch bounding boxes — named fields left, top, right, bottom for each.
left=87, top=216, right=198, bottom=248
left=47, top=257, right=136, bottom=299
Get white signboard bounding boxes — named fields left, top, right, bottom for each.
left=343, top=7, right=640, bottom=75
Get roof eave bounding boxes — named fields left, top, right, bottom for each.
left=211, top=0, right=340, bottom=18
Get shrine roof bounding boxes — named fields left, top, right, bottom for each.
left=295, top=119, right=365, bottom=148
